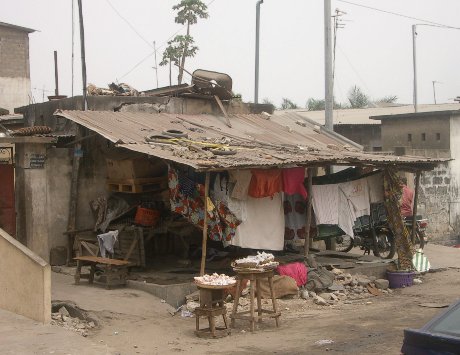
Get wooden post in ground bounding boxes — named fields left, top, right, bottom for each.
left=304, top=167, right=317, bottom=257
left=411, top=171, right=421, bottom=244
left=200, top=172, right=210, bottom=276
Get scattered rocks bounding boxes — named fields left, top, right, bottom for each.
left=318, top=293, right=334, bottom=301
left=374, top=279, right=389, bottom=290
left=50, top=311, right=95, bottom=337
left=58, top=306, right=70, bottom=318
left=357, top=277, right=371, bottom=287
left=313, top=295, right=328, bottom=306
left=300, top=289, right=310, bottom=299
left=413, top=278, right=423, bottom=285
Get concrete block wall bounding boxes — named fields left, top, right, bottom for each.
left=0, top=228, right=51, bottom=324
left=0, top=26, right=31, bottom=113
left=418, top=163, right=458, bottom=243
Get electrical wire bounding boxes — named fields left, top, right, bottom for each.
left=114, top=0, right=217, bottom=81
left=337, top=0, right=460, bottom=30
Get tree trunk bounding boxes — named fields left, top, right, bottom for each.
left=178, top=22, right=190, bottom=85
left=169, top=60, right=172, bottom=87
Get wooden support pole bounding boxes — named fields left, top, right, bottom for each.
left=411, top=171, right=421, bottom=244
left=304, top=167, right=316, bottom=257
left=66, top=143, right=82, bottom=265
left=200, top=172, right=210, bottom=276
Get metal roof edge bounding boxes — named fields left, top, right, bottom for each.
left=370, top=110, right=460, bottom=121
left=0, top=22, right=37, bottom=33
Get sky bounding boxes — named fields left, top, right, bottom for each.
left=3, top=0, right=460, bottom=108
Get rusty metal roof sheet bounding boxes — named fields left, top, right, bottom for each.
left=54, top=110, right=446, bottom=171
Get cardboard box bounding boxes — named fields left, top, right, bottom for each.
left=106, top=158, right=166, bottom=180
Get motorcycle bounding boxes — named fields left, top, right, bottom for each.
left=335, top=213, right=396, bottom=259
left=404, top=216, right=428, bottom=249
left=335, top=202, right=397, bottom=259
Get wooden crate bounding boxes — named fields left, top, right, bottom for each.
left=107, top=177, right=167, bottom=194
left=106, top=158, right=166, bottom=180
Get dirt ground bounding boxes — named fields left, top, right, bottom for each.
left=14, top=267, right=449, bottom=355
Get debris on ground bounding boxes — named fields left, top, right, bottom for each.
left=51, top=306, right=96, bottom=337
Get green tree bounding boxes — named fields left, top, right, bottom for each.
left=173, top=0, right=209, bottom=85
left=262, top=98, right=274, bottom=105
left=280, top=98, right=298, bottom=110
left=375, top=95, right=398, bottom=104
left=347, top=85, right=369, bottom=108
left=160, top=35, right=197, bottom=86
left=306, top=97, right=342, bottom=111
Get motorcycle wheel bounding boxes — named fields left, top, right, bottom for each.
left=335, top=235, right=354, bottom=253
left=414, top=230, right=426, bottom=250
left=373, top=232, right=396, bottom=259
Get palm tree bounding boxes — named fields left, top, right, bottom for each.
left=160, top=35, right=197, bottom=86
left=173, top=0, right=209, bottom=84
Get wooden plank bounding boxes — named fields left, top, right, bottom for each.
left=200, top=172, right=210, bottom=276
left=74, top=256, right=130, bottom=266
left=304, top=167, right=316, bottom=257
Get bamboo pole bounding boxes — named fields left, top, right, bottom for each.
left=304, top=167, right=317, bottom=257
left=200, top=172, right=210, bottom=275
left=411, top=171, right=421, bottom=244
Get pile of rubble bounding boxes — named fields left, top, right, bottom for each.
left=50, top=306, right=96, bottom=337
left=309, top=268, right=392, bottom=306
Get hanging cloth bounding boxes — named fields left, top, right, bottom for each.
left=282, top=167, right=307, bottom=199
left=229, top=170, right=252, bottom=200
left=248, top=169, right=283, bottom=198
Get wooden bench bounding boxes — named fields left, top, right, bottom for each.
left=74, top=256, right=130, bottom=289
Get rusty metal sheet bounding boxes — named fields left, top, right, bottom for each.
left=54, top=110, right=447, bottom=171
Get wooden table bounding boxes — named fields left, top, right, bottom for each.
left=74, top=256, right=130, bottom=289
left=230, top=269, right=281, bottom=332
left=195, top=283, right=232, bottom=338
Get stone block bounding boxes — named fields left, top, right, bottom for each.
left=374, top=279, right=389, bottom=290
left=433, top=177, right=443, bottom=185
left=444, top=177, right=451, bottom=184
left=437, top=186, right=448, bottom=195
left=50, top=246, right=67, bottom=266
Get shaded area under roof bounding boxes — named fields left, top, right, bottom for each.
left=54, top=110, right=445, bottom=171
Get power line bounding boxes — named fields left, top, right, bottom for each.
left=115, top=0, right=217, bottom=81
left=337, top=0, right=460, bottom=30
left=105, top=0, right=154, bottom=49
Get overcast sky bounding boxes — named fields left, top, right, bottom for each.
left=3, top=0, right=460, bottom=108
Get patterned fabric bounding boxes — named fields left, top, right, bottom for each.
left=383, top=169, right=415, bottom=270
left=284, top=194, right=307, bottom=244
left=168, top=165, right=240, bottom=242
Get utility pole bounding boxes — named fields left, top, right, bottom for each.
left=77, top=0, right=88, bottom=110
left=412, top=24, right=418, bottom=112
left=153, top=41, right=159, bottom=89
left=254, top=0, right=263, bottom=104
left=54, top=51, right=59, bottom=96
left=71, top=0, right=75, bottom=97
left=324, top=0, right=334, bottom=130
left=432, top=80, right=439, bottom=104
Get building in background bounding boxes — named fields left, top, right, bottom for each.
left=371, top=109, right=460, bottom=244
left=0, top=22, right=35, bottom=114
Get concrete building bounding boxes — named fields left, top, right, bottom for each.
left=279, top=104, right=460, bottom=152
left=371, top=109, right=460, bottom=243
left=0, top=22, right=35, bottom=114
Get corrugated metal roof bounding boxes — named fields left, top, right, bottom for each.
left=277, top=104, right=460, bottom=126
left=54, top=110, right=445, bottom=171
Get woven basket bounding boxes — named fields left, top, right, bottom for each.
left=386, top=271, right=415, bottom=289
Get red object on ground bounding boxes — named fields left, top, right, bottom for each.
left=277, top=262, right=308, bottom=287
left=134, top=206, right=160, bottom=226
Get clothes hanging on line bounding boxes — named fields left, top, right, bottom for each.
left=282, top=167, right=307, bottom=199
left=284, top=193, right=307, bottom=245
left=230, top=192, right=285, bottom=250
left=229, top=170, right=252, bottom=200
left=248, top=169, right=283, bottom=198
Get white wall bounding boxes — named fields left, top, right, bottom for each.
left=0, top=76, right=31, bottom=113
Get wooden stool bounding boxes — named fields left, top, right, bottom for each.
left=230, top=269, right=281, bottom=332
left=195, top=285, right=231, bottom=338
left=74, top=256, right=130, bottom=290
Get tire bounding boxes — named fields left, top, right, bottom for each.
left=335, top=235, right=354, bottom=253
left=373, top=232, right=396, bottom=259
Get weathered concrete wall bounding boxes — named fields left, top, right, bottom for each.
left=335, top=125, right=381, bottom=151
left=0, top=228, right=51, bottom=323
left=418, top=163, right=454, bottom=242
left=0, top=26, right=31, bottom=113
left=381, top=115, right=450, bottom=152
left=46, top=148, right=72, bottom=249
